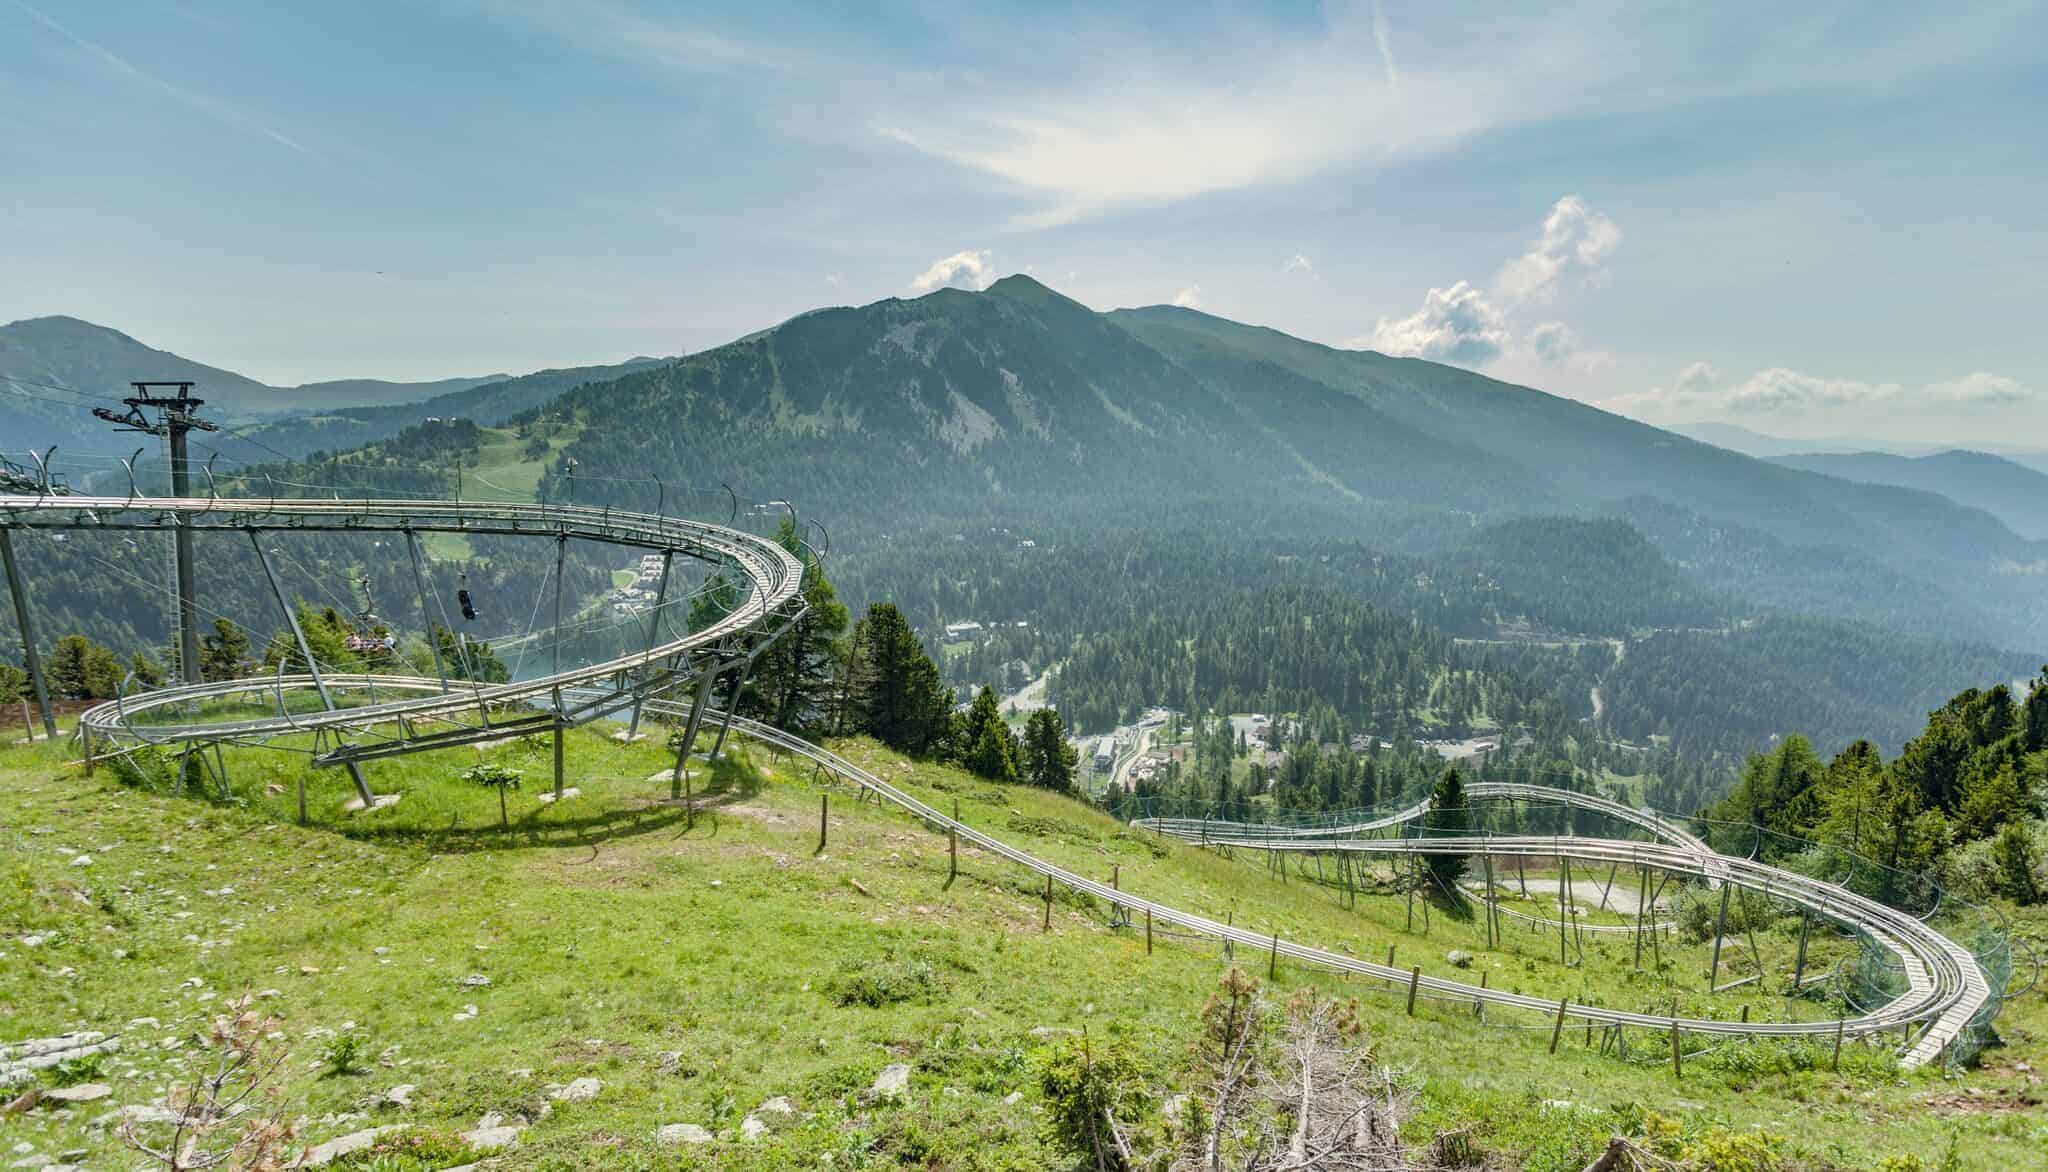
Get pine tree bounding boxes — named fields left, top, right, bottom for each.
left=1992, top=820, right=2040, bottom=905
left=745, top=518, right=850, bottom=732
left=1423, top=766, right=1469, bottom=892
left=961, top=686, right=1019, bottom=783
left=199, top=618, right=251, bottom=682
left=850, top=603, right=953, bottom=755
left=1021, top=707, right=1079, bottom=792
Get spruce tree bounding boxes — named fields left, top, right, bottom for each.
left=1423, top=766, right=1469, bottom=892
left=1022, top=707, right=1079, bottom=793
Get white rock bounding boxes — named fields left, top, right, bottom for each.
left=869, top=1064, right=911, bottom=1100
left=300, top=1124, right=404, bottom=1166
left=551, top=1077, right=601, bottom=1103
left=655, top=1123, right=713, bottom=1145
left=460, top=1125, right=522, bottom=1150
left=69, top=856, right=91, bottom=868
left=1003, top=1091, right=1024, bottom=1106
left=42, top=1084, right=110, bottom=1103
left=740, top=1115, right=768, bottom=1141
left=459, top=974, right=492, bottom=988
left=378, top=1085, right=416, bottom=1109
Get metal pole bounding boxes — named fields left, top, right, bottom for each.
left=0, top=530, right=57, bottom=739
left=1793, top=909, right=1811, bottom=989
left=674, top=661, right=716, bottom=788
left=403, top=529, right=447, bottom=693
left=249, top=532, right=373, bottom=806
left=169, top=426, right=201, bottom=687
left=1634, top=864, right=1647, bottom=970
left=551, top=532, right=567, bottom=678
left=1483, top=854, right=1497, bottom=949
left=1709, top=884, right=1732, bottom=991
left=708, top=654, right=753, bottom=761
left=625, top=550, right=673, bottom=740
left=551, top=686, right=566, bottom=799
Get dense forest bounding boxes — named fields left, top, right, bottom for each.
left=1704, top=673, right=2048, bottom=905
left=1601, top=616, right=2041, bottom=757
left=1050, top=586, right=1566, bottom=737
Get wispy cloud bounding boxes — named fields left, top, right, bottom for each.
left=498, top=0, right=804, bottom=74
left=9, top=0, right=320, bottom=160
left=1370, top=1, right=1399, bottom=88
left=1283, top=253, right=1315, bottom=275
left=1171, top=286, right=1202, bottom=309
left=1605, top=364, right=2037, bottom=418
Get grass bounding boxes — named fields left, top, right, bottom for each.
left=2, top=723, right=2044, bottom=1169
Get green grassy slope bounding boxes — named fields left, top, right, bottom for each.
left=2, top=728, right=2042, bottom=1170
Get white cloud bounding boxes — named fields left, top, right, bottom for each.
left=1171, top=285, right=1203, bottom=309
left=1606, top=363, right=2036, bottom=418
left=910, top=249, right=994, bottom=292
left=1283, top=253, right=1315, bottom=274
left=1364, top=280, right=1508, bottom=366
left=1496, top=195, right=1621, bottom=301
left=1928, top=372, right=2033, bottom=405
left=1673, top=361, right=1720, bottom=395
left=823, top=272, right=844, bottom=287
left=1529, top=321, right=1576, bottom=363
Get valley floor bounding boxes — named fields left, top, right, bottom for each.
left=1, top=726, right=2043, bottom=1170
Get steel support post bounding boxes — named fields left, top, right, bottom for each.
left=1792, top=910, right=1811, bottom=989
left=670, top=661, right=716, bottom=799
left=168, top=428, right=201, bottom=687
left=403, top=529, right=448, bottom=693
left=250, top=532, right=374, bottom=806
left=1709, top=884, right=1732, bottom=991
left=708, top=652, right=753, bottom=761
left=625, top=550, right=673, bottom=740
left=0, top=530, right=57, bottom=739
left=551, top=686, right=566, bottom=799
left=551, top=532, right=567, bottom=678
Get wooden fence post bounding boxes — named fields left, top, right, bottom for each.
left=1043, top=873, right=1053, bottom=931
left=1145, top=909, right=1153, bottom=955
left=1671, top=1022, right=1683, bottom=1079
left=1406, top=966, right=1422, bottom=1016
left=816, top=793, right=827, bottom=854
left=1550, top=998, right=1569, bottom=1054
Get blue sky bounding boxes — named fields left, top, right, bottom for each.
left=3, top=1, right=2044, bottom=443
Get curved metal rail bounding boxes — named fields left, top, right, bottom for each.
left=0, top=494, right=805, bottom=759
left=682, top=709, right=1986, bottom=1068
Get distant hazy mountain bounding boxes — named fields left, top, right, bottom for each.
left=1676, top=419, right=2048, bottom=474
left=1767, top=449, right=2048, bottom=540
left=0, top=314, right=663, bottom=460
left=240, top=357, right=669, bottom=459
left=502, top=276, right=2042, bottom=649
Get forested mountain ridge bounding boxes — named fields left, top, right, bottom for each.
left=1767, top=449, right=2048, bottom=541
left=0, top=313, right=664, bottom=461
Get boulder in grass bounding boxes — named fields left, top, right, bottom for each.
left=656, top=1123, right=713, bottom=1145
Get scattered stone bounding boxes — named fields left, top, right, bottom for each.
left=460, top=1125, right=522, bottom=1150
left=741, top=1095, right=796, bottom=1139
left=536, top=787, right=580, bottom=804
left=1028, top=1027, right=1077, bottom=1040
left=89, top=1104, right=180, bottom=1130
left=11, top=1154, right=53, bottom=1169
left=68, top=856, right=91, bottom=868
left=655, top=1051, right=684, bottom=1076
left=868, top=1064, right=911, bottom=1101
left=41, top=1084, right=109, bottom=1104
left=377, top=1085, right=415, bottom=1110
left=1003, top=1091, right=1024, bottom=1106
left=452, top=1006, right=478, bottom=1022
left=372, top=947, right=389, bottom=957
left=655, top=1123, right=713, bottom=1145
left=302, top=1125, right=404, bottom=1166
left=551, top=1077, right=601, bottom=1103
left=340, top=794, right=402, bottom=814
left=1446, top=950, right=1473, bottom=968
left=459, top=974, right=492, bottom=989
left=300, top=965, right=321, bottom=976
left=258, top=989, right=282, bottom=1000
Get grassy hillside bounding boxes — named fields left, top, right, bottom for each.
left=3, top=724, right=2044, bottom=1169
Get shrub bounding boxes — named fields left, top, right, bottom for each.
left=829, top=955, right=945, bottom=1007
left=460, top=762, right=522, bottom=827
